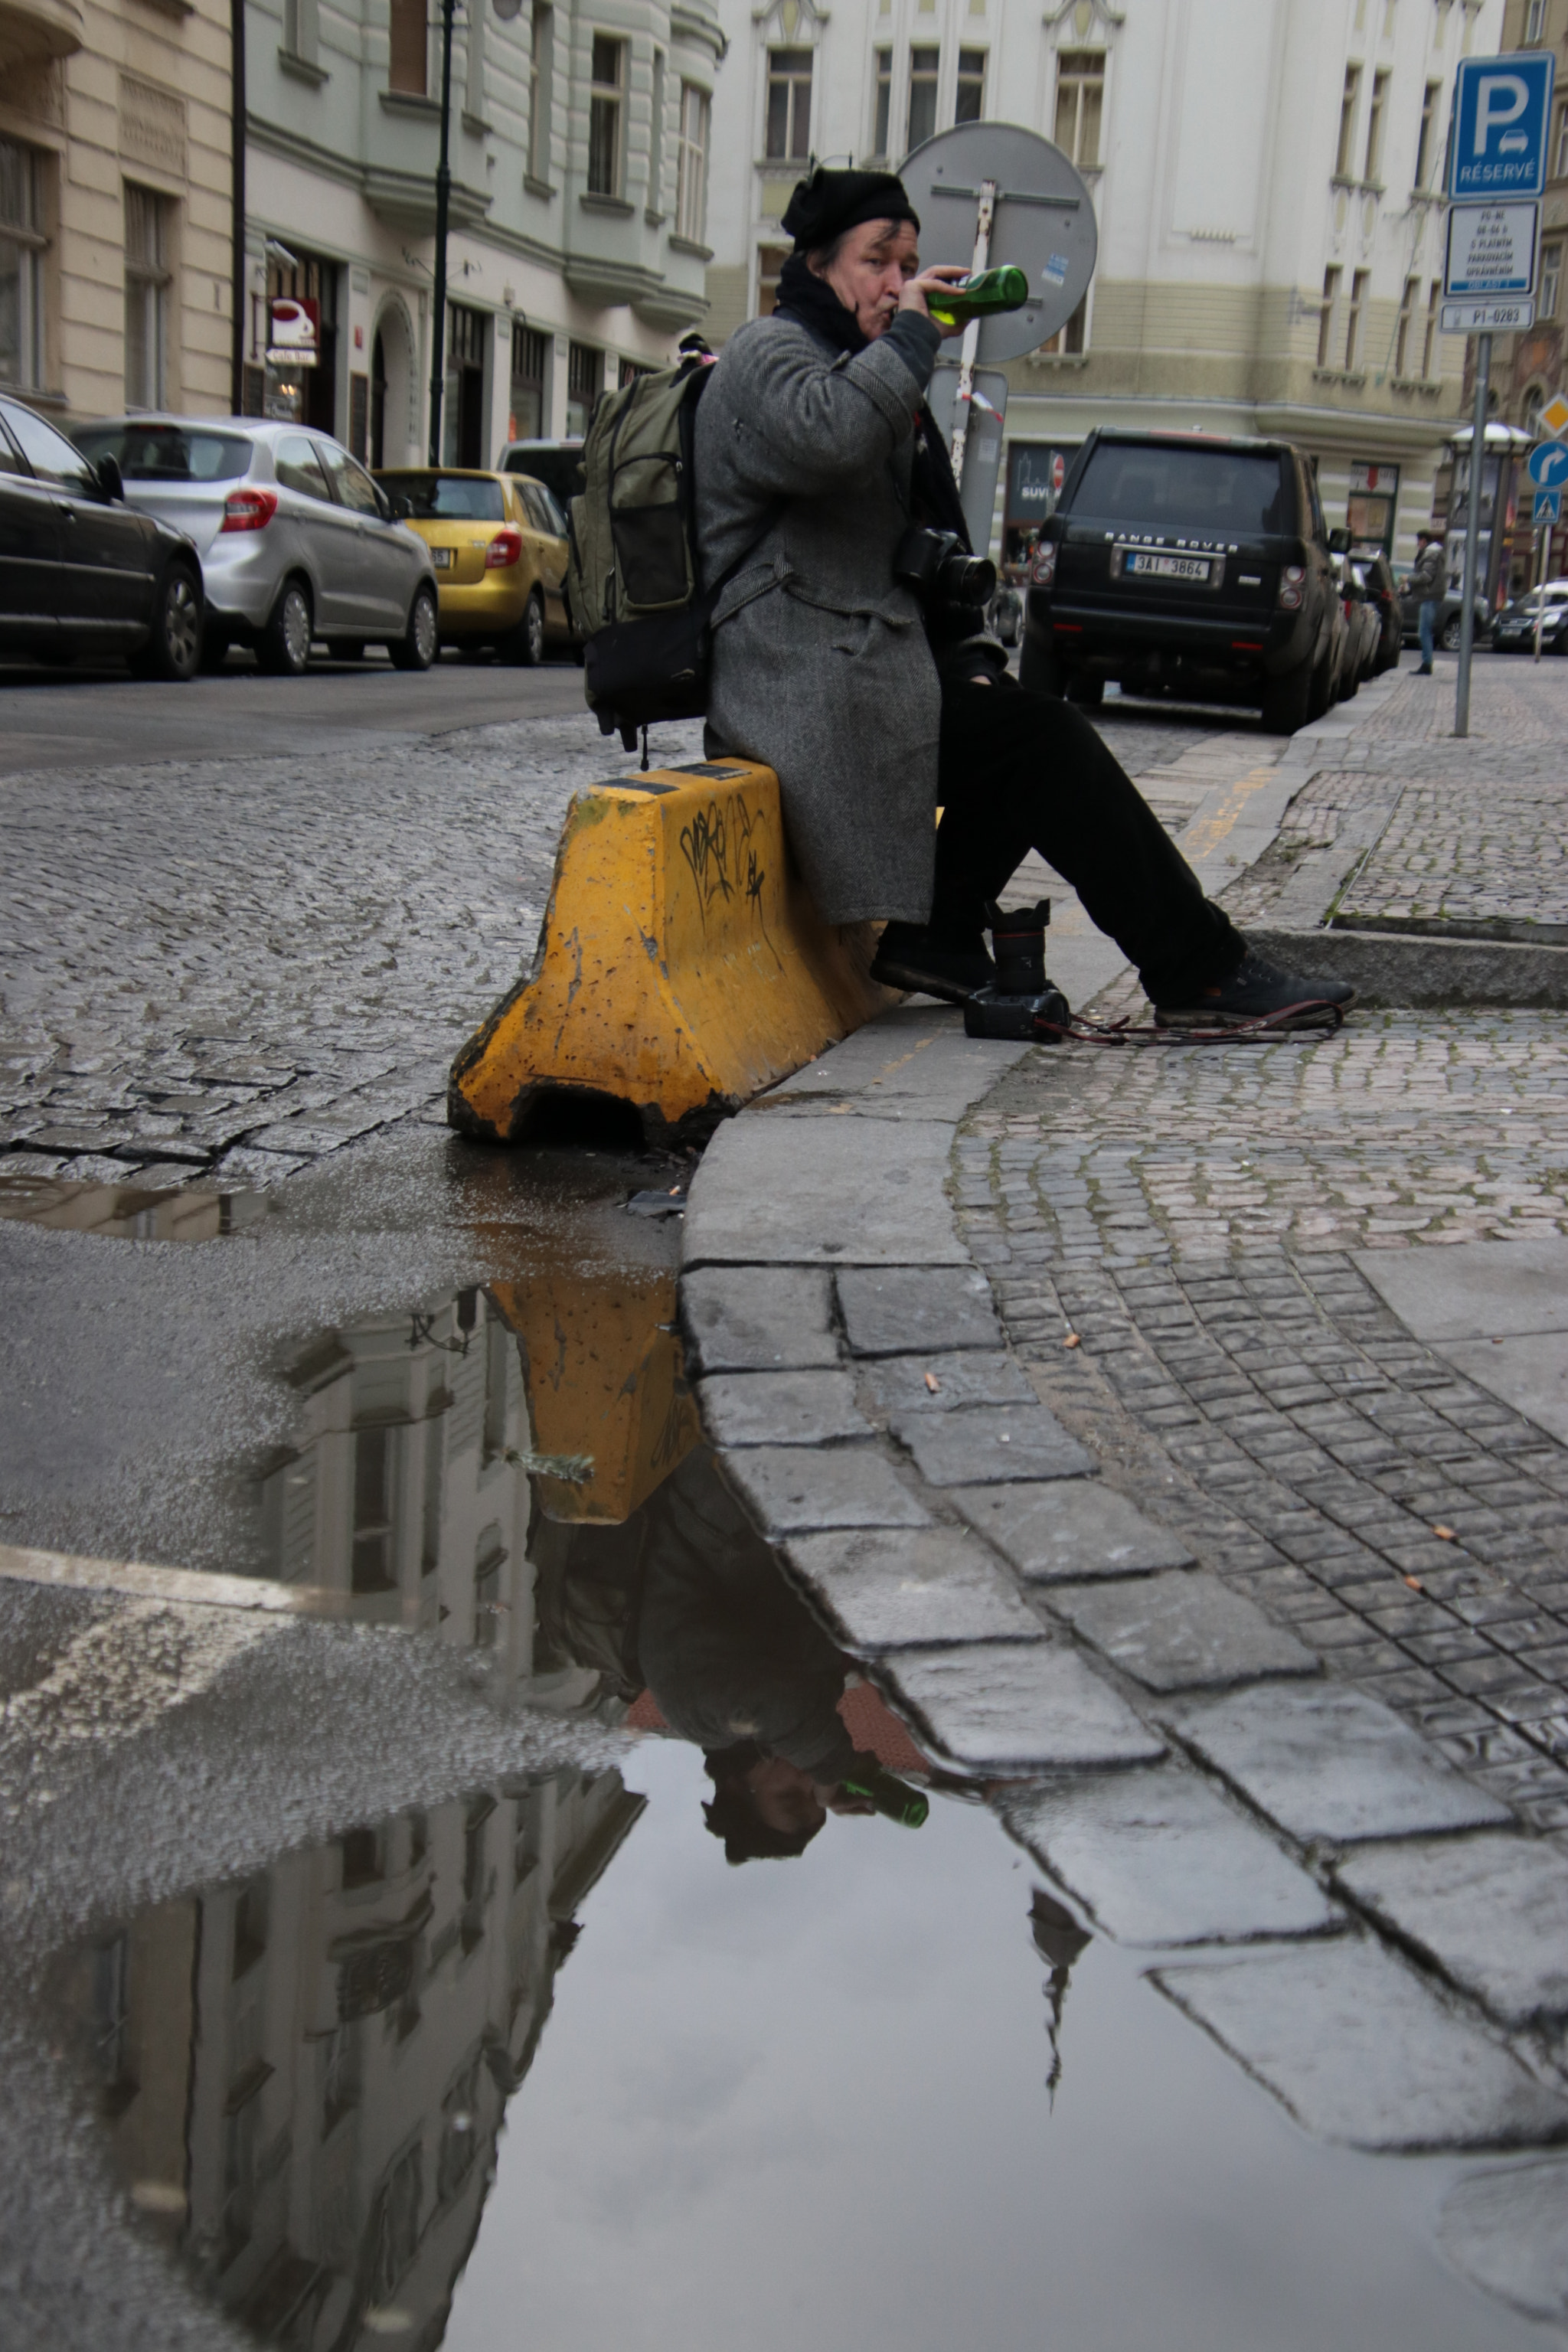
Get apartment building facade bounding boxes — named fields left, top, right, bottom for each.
left=243, top=0, right=724, bottom=468
left=704, top=0, right=1504, bottom=571
left=0, top=0, right=234, bottom=426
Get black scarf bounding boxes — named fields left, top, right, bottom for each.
left=773, top=255, right=972, bottom=550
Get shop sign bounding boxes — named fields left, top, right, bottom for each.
left=266, top=296, right=320, bottom=368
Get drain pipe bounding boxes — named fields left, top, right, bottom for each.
left=230, top=0, right=247, bottom=414
left=426, top=0, right=456, bottom=464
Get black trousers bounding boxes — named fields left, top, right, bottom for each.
left=931, top=679, right=1245, bottom=1004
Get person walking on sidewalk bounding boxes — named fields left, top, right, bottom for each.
left=693, top=165, right=1354, bottom=1027
left=1408, top=528, right=1446, bottom=675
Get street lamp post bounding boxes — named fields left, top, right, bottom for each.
left=427, top=0, right=458, bottom=466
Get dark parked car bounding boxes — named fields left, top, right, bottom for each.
left=1351, top=549, right=1403, bottom=672
left=1020, top=428, right=1345, bottom=733
left=0, top=393, right=203, bottom=678
left=1399, top=584, right=1491, bottom=652
left=1490, top=580, right=1568, bottom=652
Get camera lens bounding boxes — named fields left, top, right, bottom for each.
left=939, top=551, right=997, bottom=606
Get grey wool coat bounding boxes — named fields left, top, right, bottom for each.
left=694, top=309, right=947, bottom=926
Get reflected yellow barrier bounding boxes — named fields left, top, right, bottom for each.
left=488, top=1264, right=701, bottom=1525
left=448, top=759, right=896, bottom=1145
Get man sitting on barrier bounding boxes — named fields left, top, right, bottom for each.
left=694, top=165, right=1354, bottom=1028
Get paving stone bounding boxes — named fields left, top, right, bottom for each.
left=1334, top=1831, right=1568, bottom=2027
left=1002, top=1766, right=1340, bottom=1945
left=1152, top=1939, right=1568, bottom=2151
left=884, top=1639, right=1165, bottom=1772
left=890, top=1404, right=1093, bottom=1488
left=835, top=1264, right=1002, bottom=1356
left=1440, top=2159, right=1568, bottom=2324
left=679, top=1265, right=838, bottom=1372
left=696, top=1369, right=867, bottom=1448
left=720, top=1444, right=930, bottom=1537
left=782, top=1525, right=1044, bottom=1653
left=859, top=1350, right=1035, bottom=1416
left=949, top=1480, right=1196, bottom=1583
left=1165, top=1682, right=1514, bottom=1843
left=684, top=1116, right=968, bottom=1267
left=1044, top=1570, right=1320, bottom=1691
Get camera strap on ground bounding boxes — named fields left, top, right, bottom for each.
left=1032, top=1001, right=1349, bottom=1047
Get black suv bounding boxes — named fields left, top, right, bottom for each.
left=1020, top=429, right=1346, bottom=733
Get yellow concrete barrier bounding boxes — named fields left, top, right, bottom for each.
left=448, top=758, right=896, bottom=1145
left=488, top=1263, right=701, bottom=1526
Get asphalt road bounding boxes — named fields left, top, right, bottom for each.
left=0, top=648, right=590, bottom=776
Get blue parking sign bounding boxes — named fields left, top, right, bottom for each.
left=1450, top=53, right=1556, bottom=200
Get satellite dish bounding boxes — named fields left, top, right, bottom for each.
left=900, top=121, right=1098, bottom=364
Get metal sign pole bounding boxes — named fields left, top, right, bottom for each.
left=1455, top=330, right=1490, bottom=740
left=1534, top=521, right=1549, bottom=660
left=947, top=178, right=997, bottom=491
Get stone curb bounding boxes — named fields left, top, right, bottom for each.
left=1249, top=924, right=1568, bottom=1008
left=679, top=678, right=1568, bottom=2149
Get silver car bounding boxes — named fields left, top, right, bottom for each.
left=72, top=416, right=438, bottom=675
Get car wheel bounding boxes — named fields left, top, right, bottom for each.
left=1306, top=648, right=1334, bottom=720
left=132, top=565, right=203, bottom=683
left=505, top=590, right=547, bottom=668
left=1441, top=613, right=1464, bottom=652
left=259, top=579, right=313, bottom=676
left=570, top=636, right=586, bottom=667
left=327, top=639, right=365, bottom=663
left=200, top=628, right=230, bottom=673
left=1259, top=664, right=1312, bottom=734
left=388, top=582, right=439, bottom=671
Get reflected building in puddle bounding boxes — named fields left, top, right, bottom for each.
left=67, top=1767, right=644, bottom=2346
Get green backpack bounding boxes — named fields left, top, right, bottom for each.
left=567, top=349, right=777, bottom=754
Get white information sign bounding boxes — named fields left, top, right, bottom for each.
left=1445, top=201, right=1540, bottom=299
left=1441, top=296, right=1537, bottom=332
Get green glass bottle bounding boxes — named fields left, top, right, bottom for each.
left=926, top=264, right=1030, bottom=329
left=837, top=1762, right=930, bottom=1828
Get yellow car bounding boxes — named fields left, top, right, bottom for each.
left=374, top=466, right=578, bottom=665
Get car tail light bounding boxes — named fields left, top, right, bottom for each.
left=1277, top=561, right=1305, bottom=612
left=1031, top=541, right=1057, bottom=588
left=485, top=527, right=523, bottom=569
left=220, top=487, right=279, bottom=534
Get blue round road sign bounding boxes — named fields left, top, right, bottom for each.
left=1527, top=439, right=1568, bottom=488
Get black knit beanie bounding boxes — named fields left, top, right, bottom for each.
left=782, top=165, right=920, bottom=252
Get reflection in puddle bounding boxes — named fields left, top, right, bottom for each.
left=0, top=1171, right=270, bottom=1240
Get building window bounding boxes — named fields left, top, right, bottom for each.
left=0, top=137, right=45, bottom=390
left=1054, top=51, right=1104, bottom=170
left=756, top=241, right=788, bottom=316
left=956, top=47, right=985, bottom=125
left=388, top=0, right=426, bottom=94
left=1415, top=80, right=1441, bottom=188
left=1422, top=278, right=1441, bottom=377
left=1394, top=273, right=1418, bottom=374
left=528, top=3, right=554, bottom=181
left=1334, top=64, right=1361, bottom=178
left=1364, top=68, right=1390, bottom=181
left=124, top=185, right=172, bottom=410
left=509, top=322, right=547, bottom=439
left=588, top=34, right=626, bottom=195
left=1345, top=268, right=1369, bottom=368
left=1542, top=240, right=1562, bottom=320
left=1317, top=265, right=1341, bottom=368
left=1527, top=0, right=1547, bottom=41
left=765, top=47, right=812, bottom=160
left=872, top=47, right=893, bottom=155
left=907, top=46, right=939, bottom=151
left=566, top=339, right=601, bottom=433
left=1556, top=100, right=1568, bottom=179
left=1040, top=296, right=1086, bottom=356
left=1524, top=383, right=1546, bottom=436
left=351, top=1426, right=397, bottom=1594
left=676, top=81, right=710, bottom=242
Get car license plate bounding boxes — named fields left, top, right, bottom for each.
left=431, top=547, right=452, bottom=569
left=1120, top=549, right=1214, bottom=583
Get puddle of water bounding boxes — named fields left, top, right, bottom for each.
left=58, top=1739, right=1550, bottom=2352
left=0, top=1171, right=270, bottom=1240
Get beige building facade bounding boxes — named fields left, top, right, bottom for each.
left=0, top=0, right=235, bottom=426
left=704, top=0, right=1507, bottom=572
